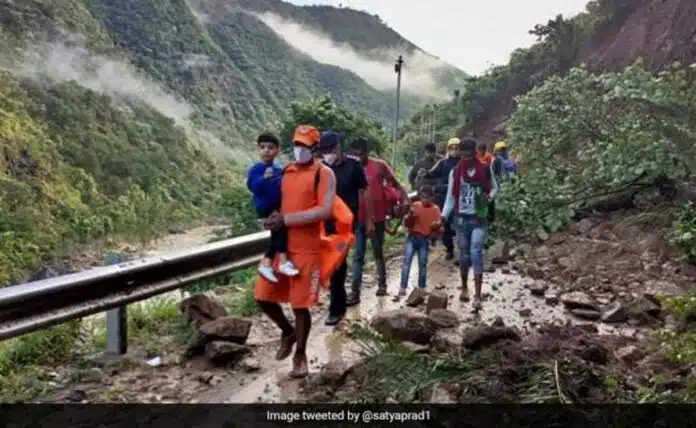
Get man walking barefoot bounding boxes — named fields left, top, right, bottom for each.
left=254, top=125, right=336, bottom=378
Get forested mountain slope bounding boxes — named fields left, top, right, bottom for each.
left=0, top=0, right=469, bottom=284
left=396, top=0, right=696, bottom=155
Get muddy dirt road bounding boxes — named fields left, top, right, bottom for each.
left=195, top=246, right=639, bottom=404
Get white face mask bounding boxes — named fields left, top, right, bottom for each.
left=322, top=153, right=338, bottom=165
left=293, top=146, right=313, bottom=164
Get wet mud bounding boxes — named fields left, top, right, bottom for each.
left=197, top=245, right=636, bottom=403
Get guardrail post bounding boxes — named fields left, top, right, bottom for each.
left=104, top=253, right=129, bottom=356
left=106, top=307, right=127, bottom=355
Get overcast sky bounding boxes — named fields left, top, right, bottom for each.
left=287, top=0, right=590, bottom=75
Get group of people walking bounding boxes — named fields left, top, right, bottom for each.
left=245, top=124, right=517, bottom=377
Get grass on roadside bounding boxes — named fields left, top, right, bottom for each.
left=637, top=293, right=696, bottom=402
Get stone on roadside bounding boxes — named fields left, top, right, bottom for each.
left=570, top=309, right=602, bottom=321
left=317, top=360, right=351, bottom=386
left=239, top=357, right=261, bottom=372
left=528, top=282, right=547, bottom=297
left=405, top=288, right=429, bottom=307
left=488, top=240, right=510, bottom=264
left=199, top=316, right=252, bottom=344
left=561, top=291, right=599, bottom=311
left=426, top=291, right=448, bottom=313
left=204, top=341, right=249, bottom=365
left=370, top=309, right=439, bottom=345
left=616, top=345, right=646, bottom=366
left=427, top=309, right=459, bottom=328
left=431, top=329, right=463, bottom=353
left=600, top=301, right=628, bottom=323
left=179, top=294, right=228, bottom=328
left=461, top=326, right=520, bottom=350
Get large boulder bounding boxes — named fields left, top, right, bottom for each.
left=561, top=291, right=599, bottom=311
left=427, top=309, right=459, bottom=328
left=199, top=316, right=252, bottom=344
left=370, top=309, right=439, bottom=345
left=179, top=294, right=228, bottom=328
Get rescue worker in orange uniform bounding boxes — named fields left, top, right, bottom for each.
left=255, top=124, right=337, bottom=378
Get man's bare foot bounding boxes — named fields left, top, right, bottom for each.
left=275, top=332, right=296, bottom=360
left=459, top=290, right=470, bottom=302
left=472, top=297, right=482, bottom=311
left=289, top=353, right=309, bottom=378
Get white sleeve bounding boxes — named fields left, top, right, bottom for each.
left=441, top=169, right=455, bottom=219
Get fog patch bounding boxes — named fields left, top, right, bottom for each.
left=253, top=11, right=451, bottom=99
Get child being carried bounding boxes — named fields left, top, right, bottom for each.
left=246, top=132, right=298, bottom=283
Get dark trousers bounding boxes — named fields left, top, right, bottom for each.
left=436, top=197, right=454, bottom=253
left=326, top=220, right=356, bottom=317
left=351, top=221, right=386, bottom=294
left=256, top=205, right=288, bottom=259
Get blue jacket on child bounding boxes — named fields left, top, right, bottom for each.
left=247, top=161, right=282, bottom=215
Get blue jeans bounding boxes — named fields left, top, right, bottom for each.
left=351, top=222, right=386, bottom=294
left=400, top=235, right=430, bottom=289
left=455, top=217, right=488, bottom=275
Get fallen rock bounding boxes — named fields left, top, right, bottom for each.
left=600, top=301, right=628, bottom=323
left=180, top=294, right=228, bottom=328
left=405, top=288, right=429, bottom=307
left=461, top=326, right=520, bottom=350
left=561, top=291, right=599, bottom=311
left=570, top=309, right=601, bottom=320
left=492, top=316, right=505, bottom=327
left=199, top=316, right=252, bottom=344
left=431, top=330, right=463, bottom=353
left=427, top=309, right=459, bottom=328
left=317, top=360, right=351, bottom=386
left=488, top=240, right=510, bottom=264
left=239, top=357, right=261, bottom=372
left=518, top=308, right=532, bottom=317
left=426, top=291, right=448, bottom=313
left=577, top=341, right=609, bottom=364
left=204, top=341, right=249, bottom=365
left=615, top=345, right=646, bottom=366
left=370, top=309, right=439, bottom=345
left=545, top=292, right=560, bottom=305
left=528, top=282, right=547, bottom=297
left=628, top=296, right=662, bottom=317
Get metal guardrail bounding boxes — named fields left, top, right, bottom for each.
left=0, top=192, right=418, bottom=355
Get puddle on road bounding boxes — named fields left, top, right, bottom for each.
left=198, top=247, right=639, bottom=403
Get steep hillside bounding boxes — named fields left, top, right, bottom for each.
left=397, top=0, right=696, bottom=153
left=0, top=0, right=470, bottom=284
left=0, top=0, right=467, bottom=141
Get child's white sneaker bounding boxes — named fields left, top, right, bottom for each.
left=278, top=260, right=299, bottom=277
left=259, top=264, right=278, bottom=283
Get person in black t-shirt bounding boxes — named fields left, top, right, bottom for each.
left=317, top=131, right=372, bottom=326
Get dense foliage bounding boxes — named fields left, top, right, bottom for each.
left=493, top=62, right=695, bottom=237
left=0, top=71, right=241, bottom=285
left=278, top=96, right=390, bottom=154
left=394, top=0, right=639, bottom=161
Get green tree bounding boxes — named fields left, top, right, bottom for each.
left=279, top=96, right=390, bottom=154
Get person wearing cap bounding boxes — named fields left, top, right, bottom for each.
left=492, top=140, right=518, bottom=183
left=424, top=137, right=462, bottom=260
left=441, top=137, right=498, bottom=311
left=317, top=131, right=372, bottom=325
left=255, top=124, right=337, bottom=378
